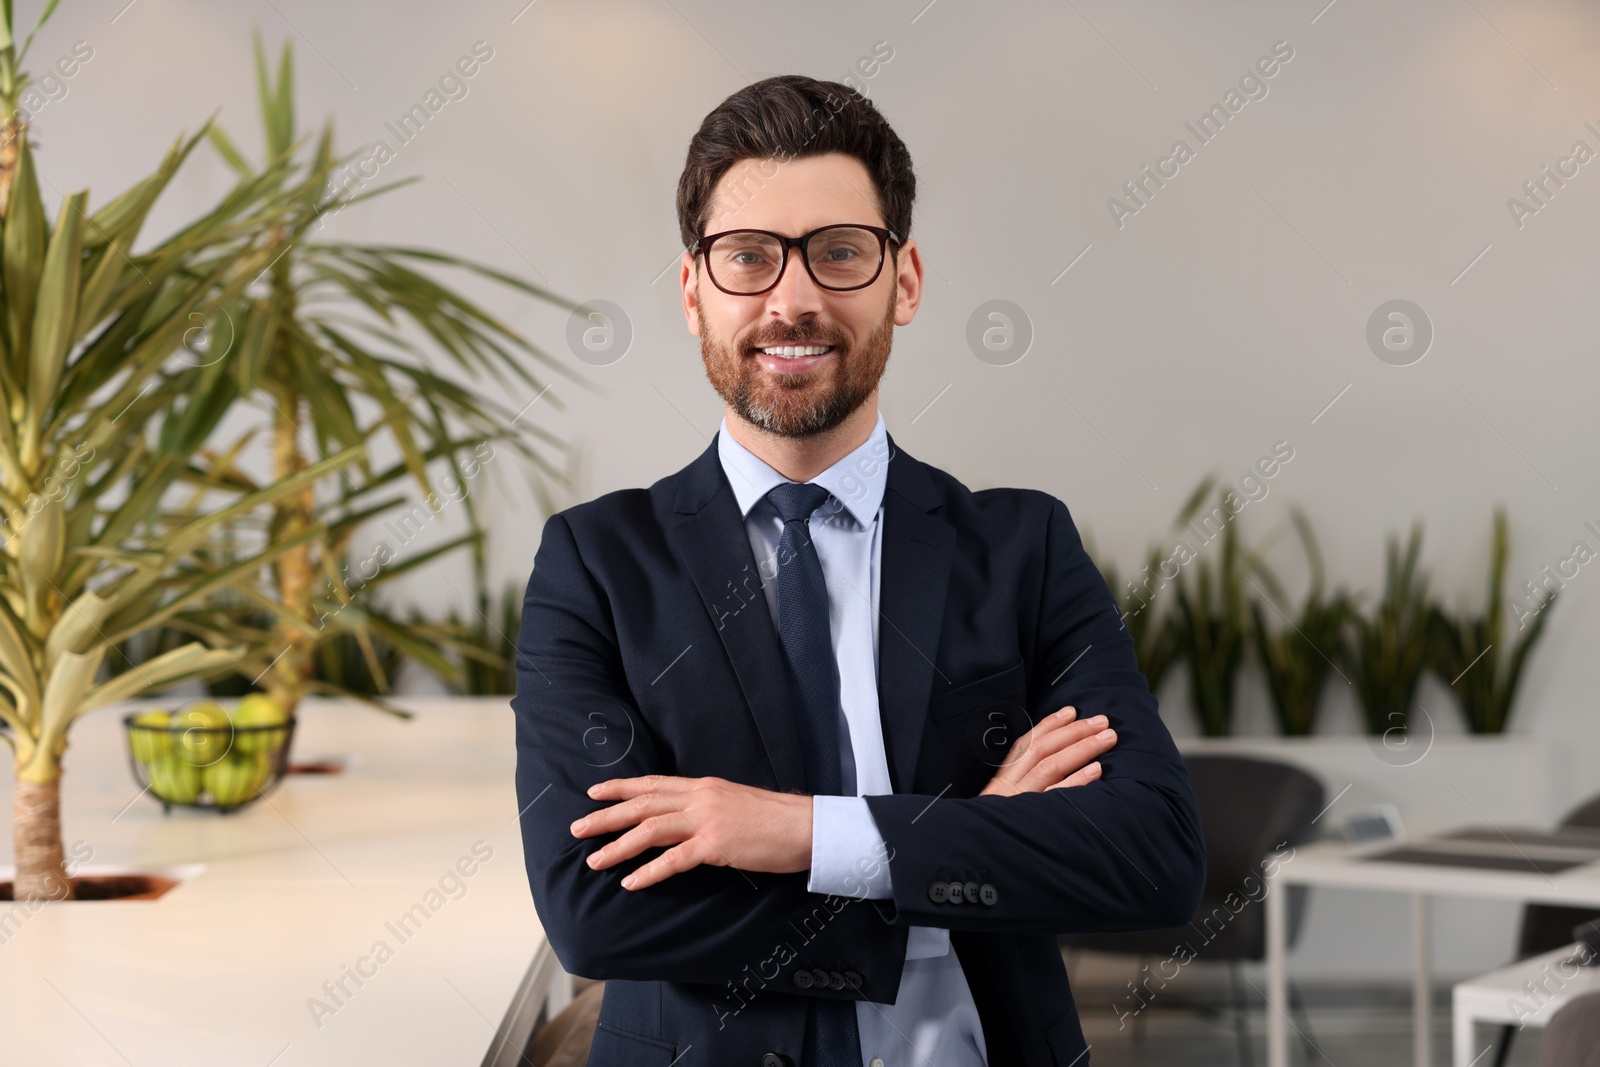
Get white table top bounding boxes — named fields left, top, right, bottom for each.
left=1279, top=832, right=1600, bottom=908
left=1454, top=943, right=1600, bottom=1027
left=0, top=696, right=545, bottom=1067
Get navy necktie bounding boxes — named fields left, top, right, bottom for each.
left=765, top=481, right=861, bottom=1067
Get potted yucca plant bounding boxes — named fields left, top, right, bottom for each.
left=0, top=3, right=370, bottom=900
left=164, top=33, right=585, bottom=717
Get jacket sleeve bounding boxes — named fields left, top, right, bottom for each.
left=513, top=512, right=911, bottom=1001
left=861, top=495, right=1207, bottom=935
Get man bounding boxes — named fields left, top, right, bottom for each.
left=513, top=75, right=1205, bottom=1067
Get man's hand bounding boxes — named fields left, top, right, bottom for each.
left=980, top=705, right=1117, bottom=798
left=571, top=775, right=812, bottom=892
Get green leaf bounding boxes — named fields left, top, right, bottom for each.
left=4, top=131, right=45, bottom=381
left=207, top=126, right=254, bottom=179
left=275, top=36, right=295, bottom=151
left=154, top=443, right=362, bottom=559
left=231, top=301, right=276, bottom=392
left=101, top=521, right=328, bottom=645
left=23, top=189, right=87, bottom=461
left=0, top=598, right=40, bottom=726
left=78, top=641, right=244, bottom=719
left=159, top=359, right=239, bottom=456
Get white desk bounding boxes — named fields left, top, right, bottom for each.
left=0, top=697, right=560, bottom=1067
left=1452, top=943, right=1600, bottom=1067
left=1266, top=831, right=1600, bottom=1067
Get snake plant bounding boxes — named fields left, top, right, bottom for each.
left=1170, top=482, right=1276, bottom=737
left=1343, top=523, right=1433, bottom=736
left=1249, top=507, right=1354, bottom=736
left=1429, top=507, right=1550, bottom=734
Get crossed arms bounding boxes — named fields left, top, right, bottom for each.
left=570, top=705, right=1118, bottom=892
left=513, top=497, right=1205, bottom=992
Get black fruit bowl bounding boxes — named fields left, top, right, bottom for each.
left=122, top=715, right=297, bottom=814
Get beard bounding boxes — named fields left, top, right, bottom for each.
left=697, top=282, right=896, bottom=439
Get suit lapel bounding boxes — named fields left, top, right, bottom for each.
left=876, top=433, right=956, bottom=793
left=666, top=437, right=809, bottom=792
left=662, top=430, right=956, bottom=797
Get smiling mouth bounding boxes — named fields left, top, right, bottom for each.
left=750, top=344, right=836, bottom=359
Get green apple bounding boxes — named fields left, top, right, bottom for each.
left=205, top=752, right=271, bottom=808
left=171, top=702, right=232, bottom=766
left=230, top=693, right=288, bottom=755
left=129, top=710, right=172, bottom=764
left=148, top=753, right=202, bottom=805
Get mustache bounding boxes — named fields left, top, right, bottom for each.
left=744, top=328, right=845, bottom=350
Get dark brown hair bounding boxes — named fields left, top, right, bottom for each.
left=675, top=75, right=916, bottom=250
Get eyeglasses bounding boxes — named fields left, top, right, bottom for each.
left=691, top=224, right=901, bottom=296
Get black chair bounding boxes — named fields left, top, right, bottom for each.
left=1061, top=754, right=1325, bottom=1065
left=1488, top=793, right=1600, bottom=1067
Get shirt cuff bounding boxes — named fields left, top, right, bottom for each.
left=807, top=794, right=893, bottom=900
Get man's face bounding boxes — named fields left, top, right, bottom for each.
left=682, top=152, right=922, bottom=438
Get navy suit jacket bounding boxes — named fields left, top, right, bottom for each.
left=512, top=430, right=1206, bottom=1067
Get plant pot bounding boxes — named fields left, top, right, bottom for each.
left=0, top=873, right=179, bottom=901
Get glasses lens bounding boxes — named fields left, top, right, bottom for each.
left=707, top=232, right=784, bottom=294
left=806, top=227, right=883, bottom=289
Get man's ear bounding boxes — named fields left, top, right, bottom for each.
left=681, top=252, right=702, bottom=336
left=892, top=238, right=924, bottom=327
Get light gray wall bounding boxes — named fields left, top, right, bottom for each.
left=34, top=0, right=1600, bottom=978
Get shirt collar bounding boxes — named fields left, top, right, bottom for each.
left=716, top=411, right=889, bottom=529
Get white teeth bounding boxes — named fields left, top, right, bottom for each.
left=759, top=345, right=832, bottom=358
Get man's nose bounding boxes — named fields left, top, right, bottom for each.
left=761, top=248, right=827, bottom=321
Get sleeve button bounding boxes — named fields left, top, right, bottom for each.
left=811, top=968, right=831, bottom=989
left=827, top=970, right=846, bottom=991
left=844, top=970, right=864, bottom=991
left=793, top=970, right=814, bottom=989
left=980, top=882, right=998, bottom=906
left=928, top=880, right=949, bottom=904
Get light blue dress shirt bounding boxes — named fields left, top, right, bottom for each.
left=716, top=412, right=989, bottom=1067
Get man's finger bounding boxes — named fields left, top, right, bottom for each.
left=621, top=840, right=705, bottom=891
left=1046, top=761, right=1103, bottom=790
left=572, top=791, right=668, bottom=837
left=1026, top=730, right=1116, bottom=792
left=586, top=812, right=690, bottom=869
left=996, top=714, right=1110, bottom=778
left=997, top=708, right=1075, bottom=766
left=588, top=774, right=693, bottom=800
left=1022, top=714, right=1110, bottom=760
